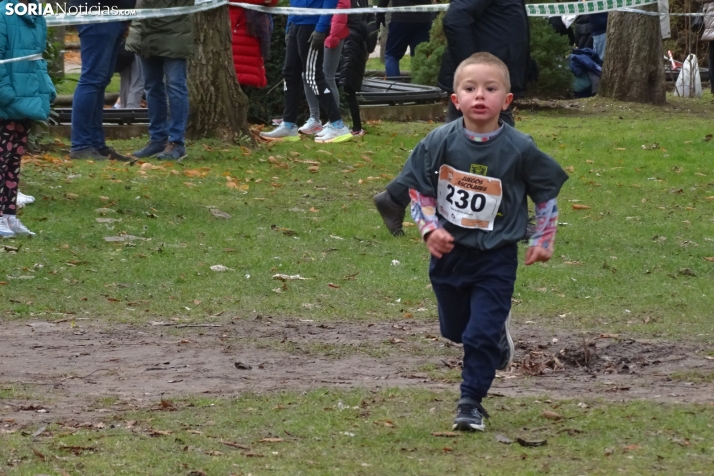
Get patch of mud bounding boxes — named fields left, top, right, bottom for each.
left=1, top=318, right=712, bottom=428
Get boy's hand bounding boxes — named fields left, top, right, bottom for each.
left=525, top=245, right=553, bottom=265
left=425, top=229, right=454, bottom=258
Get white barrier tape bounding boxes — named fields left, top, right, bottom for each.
left=229, top=0, right=658, bottom=16
left=46, top=0, right=227, bottom=26
left=0, top=53, right=43, bottom=65
left=43, top=0, right=665, bottom=26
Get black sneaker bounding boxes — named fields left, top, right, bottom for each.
left=155, top=142, right=187, bottom=161
left=132, top=140, right=167, bottom=159
left=69, top=147, right=106, bottom=161
left=373, top=191, right=405, bottom=237
left=497, top=311, right=515, bottom=371
left=97, top=146, right=132, bottom=162
left=453, top=397, right=489, bottom=432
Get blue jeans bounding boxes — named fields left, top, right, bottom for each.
left=384, top=21, right=431, bottom=78
left=71, top=22, right=126, bottom=151
left=429, top=243, right=518, bottom=402
left=140, top=56, right=189, bottom=145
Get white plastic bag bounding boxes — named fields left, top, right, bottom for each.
left=675, top=54, right=702, bottom=98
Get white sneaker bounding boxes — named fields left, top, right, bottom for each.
left=315, top=122, right=331, bottom=137
left=17, top=191, right=35, bottom=208
left=298, top=118, right=323, bottom=135
left=7, top=216, right=35, bottom=236
left=0, top=216, right=15, bottom=238
left=315, top=123, right=353, bottom=144
left=260, top=123, right=300, bottom=142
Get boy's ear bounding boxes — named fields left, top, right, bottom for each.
left=502, top=93, right=514, bottom=111
left=450, top=93, right=461, bottom=110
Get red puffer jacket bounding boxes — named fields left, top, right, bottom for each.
left=230, top=0, right=278, bottom=88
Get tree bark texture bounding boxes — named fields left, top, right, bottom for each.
left=599, top=5, right=666, bottom=105
left=187, top=6, right=250, bottom=141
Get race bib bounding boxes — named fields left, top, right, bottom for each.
left=437, top=165, right=503, bottom=230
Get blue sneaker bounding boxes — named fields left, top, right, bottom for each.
left=155, top=142, right=187, bottom=161
left=132, top=141, right=167, bottom=159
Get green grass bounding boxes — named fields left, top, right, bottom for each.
left=670, top=370, right=714, bottom=384
left=366, top=55, right=412, bottom=73
left=2, top=389, right=713, bottom=475
left=54, top=72, right=121, bottom=95
left=4, top=96, right=713, bottom=342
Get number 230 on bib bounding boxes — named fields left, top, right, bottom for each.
left=437, top=165, right=503, bottom=231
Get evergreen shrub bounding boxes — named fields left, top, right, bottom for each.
left=409, top=15, right=573, bottom=98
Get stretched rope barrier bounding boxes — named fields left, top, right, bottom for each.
left=0, top=0, right=704, bottom=64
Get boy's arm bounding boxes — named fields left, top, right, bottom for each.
left=525, top=198, right=558, bottom=265
left=410, top=189, right=454, bottom=258
left=409, top=188, right=441, bottom=238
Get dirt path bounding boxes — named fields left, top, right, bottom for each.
left=2, top=317, right=713, bottom=427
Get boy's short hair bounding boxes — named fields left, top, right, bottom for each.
left=453, top=52, right=511, bottom=93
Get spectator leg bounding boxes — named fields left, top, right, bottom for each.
left=140, top=56, right=170, bottom=144
left=163, top=57, right=189, bottom=146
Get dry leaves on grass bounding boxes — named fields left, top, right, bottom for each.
left=572, top=204, right=591, bottom=210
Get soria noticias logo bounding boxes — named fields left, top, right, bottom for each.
left=4, top=2, right=136, bottom=16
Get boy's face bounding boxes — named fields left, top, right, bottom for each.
left=451, top=64, right=514, bottom=132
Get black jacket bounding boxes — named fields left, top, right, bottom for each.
left=377, top=0, right=433, bottom=23
left=340, top=15, right=369, bottom=91
left=437, top=0, right=530, bottom=98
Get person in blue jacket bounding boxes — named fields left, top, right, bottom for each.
left=0, top=0, right=56, bottom=238
left=260, top=0, right=353, bottom=143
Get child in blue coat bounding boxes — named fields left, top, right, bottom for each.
left=0, top=0, right=56, bottom=237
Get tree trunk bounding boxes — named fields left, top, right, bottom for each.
left=599, top=4, right=666, bottom=105
left=187, top=5, right=250, bottom=141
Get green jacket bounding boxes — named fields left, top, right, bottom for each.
left=126, top=0, right=195, bottom=59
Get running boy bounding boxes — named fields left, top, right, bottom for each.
left=396, top=53, right=568, bottom=432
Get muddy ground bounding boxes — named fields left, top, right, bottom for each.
left=1, top=317, right=713, bottom=428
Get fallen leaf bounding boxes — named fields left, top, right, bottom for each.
left=210, top=265, right=233, bottom=272
left=572, top=204, right=591, bottom=210
left=183, top=182, right=196, bottom=188
left=209, top=208, right=231, bottom=219
left=517, top=437, right=547, bottom=447
left=704, top=257, right=714, bottom=262
left=542, top=410, right=562, bottom=421
left=234, top=362, right=252, bottom=370
left=222, top=441, right=251, bottom=450
left=65, top=193, right=78, bottom=200
left=308, top=166, right=319, bottom=173
left=495, top=434, right=513, bottom=444
left=564, top=166, right=575, bottom=173
left=258, top=438, right=283, bottom=443
left=623, top=444, right=641, bottom=452
left=328, top=283, right=340, bottom=289
left=273, top=274, right=307, bottom=281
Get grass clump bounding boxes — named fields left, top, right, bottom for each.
left=1, top=389, right=713, bottom=475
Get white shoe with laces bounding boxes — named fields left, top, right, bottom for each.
left=298, top=118, right=323, bottom=135
left=0, top=216, right=15, bottom=238
left=315, top=123, right=352, bottom=143
left=7, top=216, right=35, bottom=236
left=17, top=191, right=35, bottom=208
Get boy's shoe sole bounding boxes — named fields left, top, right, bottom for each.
left=497, top=311, right=515, bottom=371
left=452, top=419, right=485, bottom=432
left=315, top=133, right=353, bottom=144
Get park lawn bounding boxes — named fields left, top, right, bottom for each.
left=54, top=73, right=121, bottom=96
left=1, top=95, right=713, bottom=343
left=366, top=55, right=411, bottom=73
left=2, top=388, right=713, bottom=475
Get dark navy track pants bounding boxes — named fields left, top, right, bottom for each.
left=429, top=243, right=518, bottom=402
